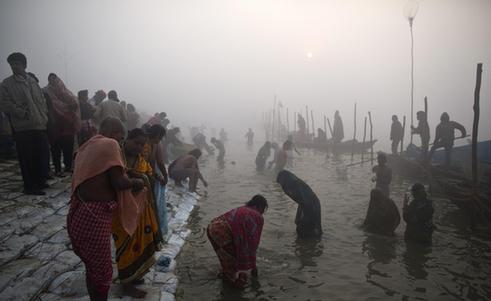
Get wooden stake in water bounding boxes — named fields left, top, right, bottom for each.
left=286, top=107, right=290, bottom=134
left=272, top=96, right=276, bottom=141
left=327, top=117, right=333, bottom=138
left=311, top=110, right=315, bottom=139
left=362, top=116, right=367, bottom=162
left=401, top=115, right=406, bottom=154
left=306, top=106, right=310, bottom=137
left=424, top=96, right=428, bottom=120
left=368, top=111, right=374, bottom=165
left=294, top=112, right=297, bottom=134
left=324, top=115, right=327, bottom=138
left=351, top=103, right=357, bottom=161
left=472, top=63, right=482, bottom=188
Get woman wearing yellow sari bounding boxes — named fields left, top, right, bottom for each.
left=112, top=128, right=162, bottom=298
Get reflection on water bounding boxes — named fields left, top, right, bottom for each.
left=176, top=142, right=491, bottom=300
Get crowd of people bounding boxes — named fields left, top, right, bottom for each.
left=1, top=51, right=439, bottom=299
left=0, top=52, right=205, bottom=300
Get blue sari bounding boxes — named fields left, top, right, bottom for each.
left=154, top=161, right=168, bottom=237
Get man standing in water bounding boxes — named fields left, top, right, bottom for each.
left=372, top=153, right=392, bottom=197
left=277, top=170, right=322, bottom=238
left=428, top=112, right=466, bottom=166
left=411, top=111, right=430, bottom=161
left=403, top=183, right=434, bottom=243
left=211, top=137, right=226, bottom=162
left=255, top=141, right=272, bottom=171
left=67, top=117, right=144, bottom=301
left=274, top=140, right=293, bottom=174
left=390, top=115, right=403, bottom=155
left=168, top=148, right=208, bottom=193
left=245, top=128, right=254, bottom=145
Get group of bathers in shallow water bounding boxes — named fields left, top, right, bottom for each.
left=206, top=150, right=434, bottom=288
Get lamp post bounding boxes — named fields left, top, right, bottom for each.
left=404, top=0, right=419, bottom=144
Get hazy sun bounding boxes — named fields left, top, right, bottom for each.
left=306, top=52, right=313, bottom=59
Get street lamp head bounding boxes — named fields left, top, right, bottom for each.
left=403, top=0, right=419, bottom=26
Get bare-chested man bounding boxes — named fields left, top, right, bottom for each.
left=67, top=117, right=144, bottom=301
left=274, top=141, right=293, bottom=174
left=372, top=152, right=392, bottom=197
left=168, top=148, right=208, bottom=193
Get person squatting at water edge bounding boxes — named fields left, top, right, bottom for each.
left=363, top=188, right=401, bottom=236
left=276, top=170, right=323, bottom=238
left=67, top=117, right=145, bottom=301
left=168, top=148, right=208, bottom=193
left=372, top=152, right=392, bottom=197
left=207, top=194, right=268, bottom=288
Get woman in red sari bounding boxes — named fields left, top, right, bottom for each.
left=207, top=195, right=268, bottom=287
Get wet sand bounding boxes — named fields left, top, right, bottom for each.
left=175, top=142, right=491, bottom=300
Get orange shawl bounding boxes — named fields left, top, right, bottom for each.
left=72, top=134, right=144, bottom=235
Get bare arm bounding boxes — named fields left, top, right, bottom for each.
left=452, top=122, right=467, bottom=138
left=108, top=166, right=144, bottom=191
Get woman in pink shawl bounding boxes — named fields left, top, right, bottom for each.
left=44, top=73, right=81, bottom=176
left=207, top=195, right=268, bottom=287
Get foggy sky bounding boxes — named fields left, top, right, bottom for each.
left=1, top=0, right=490, bottom=150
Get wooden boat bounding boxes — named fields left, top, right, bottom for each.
left=296, top=139, right=377, bottom=154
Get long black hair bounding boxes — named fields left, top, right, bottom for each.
left=246, top=194, right=268, bottom=211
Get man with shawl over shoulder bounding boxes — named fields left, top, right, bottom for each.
left=67, top=117, right=145, bottom=301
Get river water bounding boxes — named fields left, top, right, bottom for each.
left=175, top=142, right=491, bottom=301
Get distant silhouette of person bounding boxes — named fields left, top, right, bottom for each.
left=219, top=128, right=228, bottom=143
left=428, top=112, right=466, bottom=166
left=390, top=115, right=403, bottom=154
left=363, top=189, right=400, bottom=235
left=277, top=170, right=322, bottom=238
left=245, top=128, right=254, bottom=145
left=411, top=111, right=430, bottom=161
left=332, top=110, right=344, bottom=144
left=211, top=137, right=225, bottom=162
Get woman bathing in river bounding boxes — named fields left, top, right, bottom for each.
left=207, top=195, right=268, bottom=287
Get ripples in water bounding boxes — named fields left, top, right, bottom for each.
left=176, top=143, right=491, bottom=300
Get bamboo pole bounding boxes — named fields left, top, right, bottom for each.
left=324, top=115, right=327, bottom=138
left=351, top=103, right=357, bottom=160
left=362, top=116, right=367, bottom=162
left=311, top=110, right=315, bottom=139
left=306, top=106, right=310, bottom=137
left=294, top=112, right=297, bottom=134
left=272, top=97, right=276, bottom=141
left=327, top=118, right=333, bottom=138
left=368, top=111, right=374, bottom=165
left=401, top=115, right=406, bottom=154
left=472, top=63, right=482, bottom=187
left=286, top=107, right=290, bottom=134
